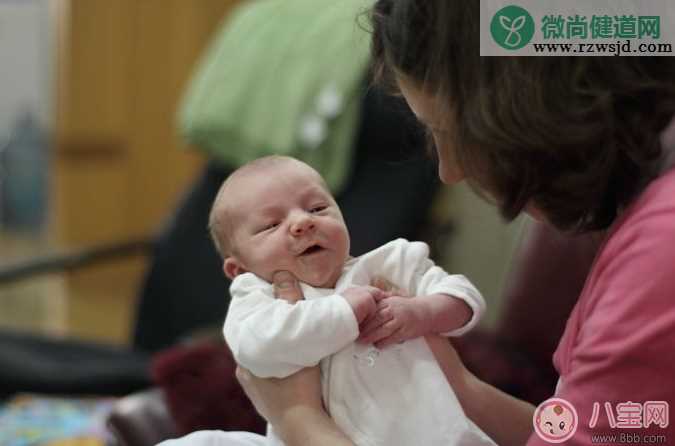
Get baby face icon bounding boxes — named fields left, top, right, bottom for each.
left=533, top=398, right=578, bottom=443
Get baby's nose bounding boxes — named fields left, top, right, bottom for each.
left=290, top=215, right=315, bottom=236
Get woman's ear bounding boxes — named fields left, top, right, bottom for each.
left=224, top=257, right=247, bottom=279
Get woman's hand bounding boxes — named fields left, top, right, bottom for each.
left=236, top=363, right=323, bottom=426
left=272, top=270, right=304, bottom=304
left=236, top=270, right=355, bottom=445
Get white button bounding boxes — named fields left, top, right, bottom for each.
left=316, top=83, right=343, bottom=119
left=299, top=114, right=326, bottom=150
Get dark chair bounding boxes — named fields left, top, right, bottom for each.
left=0, top=239, right=154, bottom=400
left=107, top=389, right=177, bottom=446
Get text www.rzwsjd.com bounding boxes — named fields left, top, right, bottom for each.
left=532, top=39, right=673, bottom=56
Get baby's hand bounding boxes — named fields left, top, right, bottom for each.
left=357, top=296, right=431, bottom=349
left=341, top=286, right=389, bottom=325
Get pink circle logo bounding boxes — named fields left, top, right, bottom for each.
left=533, top=398, right=578, bottom=443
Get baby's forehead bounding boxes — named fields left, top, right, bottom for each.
left=242, top=158, right=315, bottom=180
left=219, top=161, right=327, bottom=212
left=231, top=160, right=323, bottom=193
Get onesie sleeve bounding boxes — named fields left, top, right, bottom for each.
left=378, top=239, right=485, bottom=337
left=223, top=273, right=359, bottom=378
left=418, top=268, right=485, bottom=336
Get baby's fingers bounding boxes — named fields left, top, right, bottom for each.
left=372, top=289, right=394, bottom=302
left=358, top=306, right=393, bottom=340
left=374, top=328, right=406, bottom=349
left=359, top=318, right=399, bottom=345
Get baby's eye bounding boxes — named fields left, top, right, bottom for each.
left=309, top=205, right=327, bottom=213
left=259, top=222, right=280, bottom=232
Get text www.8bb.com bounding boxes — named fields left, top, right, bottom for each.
left=591, top=432, right=667, bottom=444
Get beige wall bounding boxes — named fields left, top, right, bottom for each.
left=434, top=184, right=527, bottom=328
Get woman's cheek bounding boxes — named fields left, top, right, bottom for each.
left=525, top=204, right=547, bottom=222
left=434, top=141, right=464, bottom=184
left=439, top=161, right=464, bottom=185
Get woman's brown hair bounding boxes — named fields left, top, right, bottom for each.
left=370, top=0, right=675, bottom=232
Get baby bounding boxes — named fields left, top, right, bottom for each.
left=164, top=156, right=495, bottom=446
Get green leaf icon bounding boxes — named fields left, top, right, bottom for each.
left=491, top=5, right=535, bottom=50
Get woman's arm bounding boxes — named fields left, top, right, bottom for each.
left=237, top=366, right=355, bottom=446
left=460, top=372, right=536, bottom=445
left=280, top=408, right=356, bottom=446
left=425, top=335, right=535, bottom=446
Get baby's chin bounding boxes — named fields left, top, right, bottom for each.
left=256, top=259, right=343, bottom=290
left=295, top=267, right=340, bottom=289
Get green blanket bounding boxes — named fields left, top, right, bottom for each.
left=179, top=0, right=374, bottom=193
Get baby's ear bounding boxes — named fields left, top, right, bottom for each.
left=223, top=257, right=247, bottom=279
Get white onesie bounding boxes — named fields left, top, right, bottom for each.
left=159, top=239, right=496, bottom=446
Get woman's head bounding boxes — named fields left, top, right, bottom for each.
left=370, top=0, right=675, bottom=232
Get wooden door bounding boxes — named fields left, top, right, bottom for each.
left=53, top=0, right=239, bottom=343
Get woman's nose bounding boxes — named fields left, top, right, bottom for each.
left=290, top=214, right=315, bottom=236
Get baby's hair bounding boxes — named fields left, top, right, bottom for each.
left=208, top=155, right=329, bottom=258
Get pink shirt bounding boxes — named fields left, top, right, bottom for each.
left=527, top=166, right=675, bottom=445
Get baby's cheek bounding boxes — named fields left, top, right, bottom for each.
left=255, top=252, right=290, bottom=281
left=333, top=226, right=350, bottom=258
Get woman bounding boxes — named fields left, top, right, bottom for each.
left=237, top=1, right=675, bottom=445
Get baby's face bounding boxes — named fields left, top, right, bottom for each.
left=224, top=162, right=350, bottom=288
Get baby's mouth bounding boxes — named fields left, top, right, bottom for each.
left=299, top=244, right=324, bottom=256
